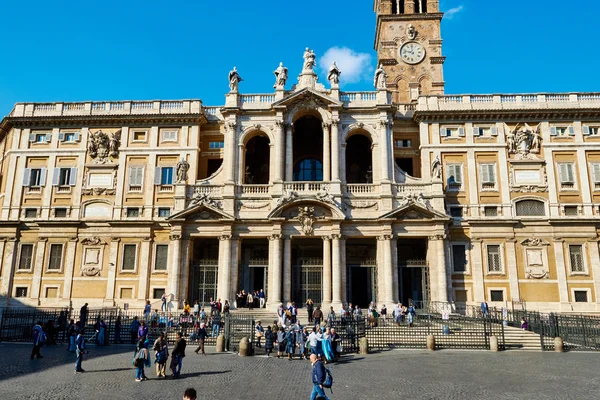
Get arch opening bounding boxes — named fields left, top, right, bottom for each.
left=345, top=134, right=373, bottom=183
left=293, top=116, right=323, bottom=181
left=244, top=135, right=270, bottom=184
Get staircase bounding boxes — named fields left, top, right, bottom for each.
left=502, top=326, right=542, bottom=351
left=230, top=308, right=311, bottom=325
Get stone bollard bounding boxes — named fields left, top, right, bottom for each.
left=554, top=337, right=564, bottom=353
left=239, top=337, right=249, bottom=356
left=359, top=337, right=369, bottom=355
left=427, top=334, right=435, bottom=351
left=489, top=336, right=499, bottom=352
left=216, top=333, right=225, bottom=353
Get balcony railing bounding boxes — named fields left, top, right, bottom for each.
left=12, top=100, right=203, bottom=117
left=238, top=185, right=270, bottom=195
left=394, top=183, right=432, bottom=196
left=345, top=184, right=379, bottom=195
left=418, top=93, right=600, bottom=111
left=189, top=185, right=223, bottom=197
left=284, top=182, right=329, bottom=193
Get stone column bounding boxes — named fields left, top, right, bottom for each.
left=322, top=236, right=332, bottom=306
left=282, top=236, right=291, bottom=303
left=285, top=125, right=293, bottom=181
left=505, top=239, right=520, bottom=301
left=217, top=235, right=232, bottom=302
left=229, top=237, right=240, bottom=303
left=552, top=239, right=569, bottom=303
left=268, top=234, right=283, bottom=308
left=429, top=235, right=448, bottom=302
left=0, top=238, right=17, bottom=301
left=340, top=236, right=347, bottom=304
left=62, top=238, right=78, bottom=301
left=331, top=234, right=343, bottom=307
left=167, top=234, right=182, bottom=306
left=31, top=237, right=48, bottom=302
left=391, top=236, right=398, bottom=304
left=105, top=238, right=120, bottom=301
left=178, top=238, right=192, bottom=304
left=379, top=119, right=391, bottom=182
left=137, top=238, right=152, bottom=301
left=377, top=235, right=395, bottom=306
left=275, top=121, right=285, bottom=182
left=224, top=122, right=237, bottom=183
left=470, top=239, right=485, bottom=303
left=331, top=119, right=340, bottom=182
left=322, top=122, right=331, bottom=182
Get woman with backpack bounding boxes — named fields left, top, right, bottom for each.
left=133, top=341, right=149, bottom=382
left=194, top=323, right=207, bottom=356
left=153, top=332, right=169, bottom=378
left=264, top=326, right=275, bottom=358
left=285, top=327, right=296, bottom=360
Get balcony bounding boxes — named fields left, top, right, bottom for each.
left=394, top=183, right=433, bottom=196
left=188, top=185, right=223, bottom=198
left=12, top=100, right=203, bottom=117
left=344, top=184, right=379, bottom=196
left=238, top=185, right=270, bottom=197
left=284, top=182, right=329, bottom=194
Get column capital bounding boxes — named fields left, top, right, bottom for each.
left=111, top=237, right=121, bottom=242
left=322, top=235, right=331, bottom=241
left=68, top=237, right=79, bottom=243
left=170, top=234, right=182, bottom=241
left=226, top=122, right=238, bottom=132
left=219, top=234, right=232, bottom=241
left=428, top=234, right=447, bottom=241
left=322, top=121, right=331, bottom=130
left=377, top=234, right=394, bottom=241
left=331, top=233, right=344, bottom=240
left=38, top=237, right=48, bottom=242
left=331, top=119, right=340, bottom=127
left=268, top=233, right=282, bottom=241
left=379, top=119, right=392, bottom=129
left=274, top=120, right=286, bottom=128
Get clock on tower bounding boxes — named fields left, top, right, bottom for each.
left=373, top=0, right=446, bottom=103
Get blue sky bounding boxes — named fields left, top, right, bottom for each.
left=1, top=0, right=599, bottom=114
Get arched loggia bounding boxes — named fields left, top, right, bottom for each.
left=244, top=135, right=270, bottom=184
left=345, top=133, right=373, bottom=183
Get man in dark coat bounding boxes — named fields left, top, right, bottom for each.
left=171, top=331, right=186, bottom=378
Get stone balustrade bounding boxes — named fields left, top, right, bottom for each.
left=394, top=183, right=433, bottom=196
left=344, top=184, right=379, bottom=195
left=188, top=185, right=224, bottom=198
left=11, top=100, right=203, bottom=117
left=238, top=184, right=270, bottom=196
left=417, top=93, right=600, bottom=111
left=284, top=181, right=330, bottom=194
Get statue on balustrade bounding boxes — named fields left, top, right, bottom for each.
left=374, top=64, right=387, bottom=90
left=327, top=62, right=341, bottom=86
left=228, top=66, right=243, bottom=92
left=176, top=158, right=190, bottom=183
left=431, top=156, right=442, bottom=180
left=303, top=48, right=316, bottom=71
left=273, top=62, right=288, bottom=88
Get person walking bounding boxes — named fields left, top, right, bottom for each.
left=306, top=298, right=314, bottom=324
left=312, top=307, right=323, bottom=327
left=330, top=328, right=341, bottom=361
left=161, top=292, right=168, bottom=312
left=79, top=303, right=88, bottom=328
left=67, top=319, right=77, bottom=352
left=255, top=321, right=264, bottom=348
left=30, top=321, right=45, bottom=360
left=277, top=303, right=285, bottom=326
left=264, top=326, right=274, bottom=358
left=259, top=289, right=265, bottom=308
left=193, top=300, right=200, bottom=317
left=394, top=303, right=402, bottom=327
left=309, top=353, right=330, bottom=400
left=143, top=300, right=152, bottom=322
left=480, top=301, right=489, bottom=318
left=193, top=323, right=207, bottom=356
left=307, top=327, right=320, bottom=356
left=138, top=321, right=149, bottom=342
left=327, top=307, right=336, bottom=326
left=211, top=312, right=221, bottom=337
left=115, top=315, right=122, bottom=344
left=134, top=341, right=149, bottom=382
left=130, top=316, right=140, bottom=344
left=74, top=328, right=85, bottom=373
left=297, top=326, right=308, bottom=360
left=183, top=388, right=197, bottom=400
left=153, top=332, right=169, bottom=378
left=97, top=319, right=106, bottom=346
left=285, top=326, right=296, bottom=360
left=171, top=331, right=186, bottom=378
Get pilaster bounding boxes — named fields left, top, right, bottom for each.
left=377, top=233, right=395, bottom=306
left=137, top=237, right=152, bottom=300
left=330, top=118, right=341, bottom=194
left=167, top=233, right=182, bottom=307
left=470, top=239, right=485, bottom=302
left=285, top=125, right=293, bottom=181
left=331, top=234, right=343, bottom=308
left=322, top=235, right=332, bottom=307
left=588, top=240, right=600, bottom=304
left=552, top=239, right=569, bottom=303
left=62, top=237, right=78, bottom=300
left=0, top=238, right=17, bottom=302
left=217, top=234, right=232, bottom=302
left=105, top=238, right=120, bottom=302
left=322, top=122, right=331, bottom=182
left=505, top=239, right=520, bottom=301
left=268, top=234, right=283, bottom=308
left=31, top=237, right=48, bottom=302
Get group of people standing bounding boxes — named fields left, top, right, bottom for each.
left=131, top=331, right=187, bottom=381
left=236, top=289, right=266, bottom=309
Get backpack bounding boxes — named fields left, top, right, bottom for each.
left=323, top=367, right=334, bottom=391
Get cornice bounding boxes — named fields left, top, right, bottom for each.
left=413, top=108, right=600, bottom=123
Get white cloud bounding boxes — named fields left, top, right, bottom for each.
left=319, top=47, right=373, bottom=85
left=445, top=5, right=464, bottom=19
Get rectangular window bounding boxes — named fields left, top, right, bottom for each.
left=490, top=290, right=504, bottom=302
left=480, top=164, right=496, bottom=189
left=487, top=245, right=502, bottom=273
left=591, top=163, right=600, bottom=190
left=57, top=168, right=74, bottom=186
left=47, top=244, right=63, bottom=270
left=121, top=244, right=137, bottom=271
left=558, top=163, right=575, bottom=189
left=161, top=130, right=178, bottom=142
left=64, top=132, right=78, bottom=142
left=588, top=126, right=599, bottom=136
left=132, top=131, right=147, bottom=142
left=161, top=167, right=174, bottom=185
left=473, top=126, right=497, bottom=137
left=120, top=287, right=133, bottom=299
left=452, top=244, right=467, bottom=272
left=154, top=245, right=169, bottom=271
left=441, top=127, right=465, bottom=138
left=45, top=287, right=58, bottom=298
left=447, top=164, right=463, bottom=189
left=55, top=208, right=68, bottom=218
left=574, top=290, right=589, bottom=303
left=158, top=208, right=171, bottom=218
left=18, top=244, right=34, bottom=270
left=35, top=134, right=48, bottom=143
left=569, top=245, right=585, bottom=273
left=126, top=208, right=140, bottom=218
left=15, top=287, right=28, bottom=298
left=27, top=168, right=46, bottom=187
left=484, top=206, right=498, bottom=217
left=153, top=288, right=166, bottom=299
left=209, top=141, right=224, bottom=149
left=564, top=206, right=578, bottom=216
left=394, top=139, right=412, bottom=148
left=128, top=166, right=144, bottom=190
left=24, top=209, right=37, bottom=218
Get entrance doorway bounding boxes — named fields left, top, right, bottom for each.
left=346, top=238, right=377, bottom=307
left=397, top=239, right=429, bottom=306
left=188, top=239, right=219, bottom=307
left=292, top=239, right=323, bottom=305
left=238, top=239, right=269, bottom=294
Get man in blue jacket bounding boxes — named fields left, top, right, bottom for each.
left=75, top=328, right=86, bottom=373
left=30, top=321, right=45, bottom=360
left=309, top=353, right=330, bottom=400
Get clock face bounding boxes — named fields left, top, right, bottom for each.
left=399, top=42, right=426, bottom=65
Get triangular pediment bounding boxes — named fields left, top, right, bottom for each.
left=168, top=203, right=234, bottom=222
left=380, top=202, right=449, bottom=221
left=272, top=88, right=342, bottom=108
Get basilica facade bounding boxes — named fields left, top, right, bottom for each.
left=1, top=0, right=599, bottom=313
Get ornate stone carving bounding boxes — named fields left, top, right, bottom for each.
left=170, top=234, right=182, bottom=241
left=176, top=158, right=190, bottom=183
left=219, top=234, right=232, bottom=241
left=376, top=234, right=394, bottom=241
left=374, top=63, right=388, bottom=89
left=331, top=234, right=343, bottom=240
left=88, top=130, right=120, bottom=164
left=327, top=62, right=341, bottom=86
left=428, top=234, right=446, bottom=241
left=189, top=192, right=221, bottom=209
left=297, top=206, right=316, bottom=236
left=398, top=192, right=429, bottom=209
left=82, top=187, right=116, bottom=196
left=321, top=235, right=331, bottom=241
left=81, top=266, right=101, bottom=277
left=268, top=234, right=282, bottom=241
left=525, top=267, right=549, bottom=280
left=80, top=237, right=105, bottom=246
left=431, top=155, right=442, bottom=179
left=521, top=238, right=549, bottom=247
left=344, top=200, right=378, bottom=210
left=275, top=189, right=298, bottom=208
left=237, top=200, right=271, bottom=210
left=228, top=67, right=243, bottom=92
left=315, top=191, right=341, bottom=209
left=406, top=24, right=417, bottom=40
left=273, top=62, right=288, bottom=88
left=507, top=124, right=542, bottom=159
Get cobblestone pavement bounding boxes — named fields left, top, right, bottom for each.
left=1, top=343, right=599, bottom=400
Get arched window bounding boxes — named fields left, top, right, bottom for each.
left=293, top=158, right=323, bottom=181
left=515, top=200, right=546, bottom=217
left=414, top=0, right=427, bottom=13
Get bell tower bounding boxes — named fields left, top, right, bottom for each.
left=373, top=0, right=445, bottom=103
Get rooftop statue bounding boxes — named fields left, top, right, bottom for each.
left=228, top=66, right=243, bottom=92
left=327, top=62, right=341, bottom=86
left=374, top=63, right=387, bottom=90
left=303, top=48, right=316, bottom=71
left=273, top=62, right=288, bottom=88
